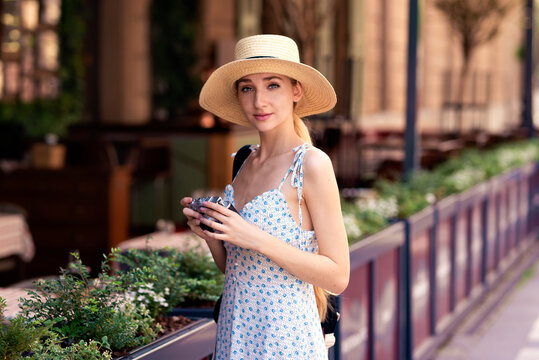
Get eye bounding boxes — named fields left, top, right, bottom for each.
left=268, top=83, right=280, bottom=89
left=240, top=86, right=253, bottom=93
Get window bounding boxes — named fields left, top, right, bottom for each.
left=0, top=0, right=61, bottom=102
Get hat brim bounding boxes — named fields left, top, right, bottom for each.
left=199, top=58, right=337, bottom=126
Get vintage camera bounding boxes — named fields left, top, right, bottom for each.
left=189, top=196, right=238, bottom=232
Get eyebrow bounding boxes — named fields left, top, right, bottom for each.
left=237, top=75, right=284, bottom=84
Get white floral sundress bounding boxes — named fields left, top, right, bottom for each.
left=214, top=144, right=327, bottom=360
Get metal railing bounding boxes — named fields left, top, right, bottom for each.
left=336, top=162, right=539, bottom=360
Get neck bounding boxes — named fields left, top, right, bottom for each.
left=258, top=124, right=304, bottom=160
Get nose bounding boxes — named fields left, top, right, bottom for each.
left=253, top=89, right=267, bottom=109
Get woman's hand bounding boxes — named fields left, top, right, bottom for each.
left=181, top=197, right=227, bottom=273
left=197, top=201, right=265, bottom=252
left=180, top=197, right=212, bottom=241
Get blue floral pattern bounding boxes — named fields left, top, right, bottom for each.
left=214, top=144, right=327, bottom=359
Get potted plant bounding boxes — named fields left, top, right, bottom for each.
left=30, top=133, right=66, bottom=169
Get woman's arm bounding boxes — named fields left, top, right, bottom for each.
left=198, top=149, right=350, bottom=294
left=181, top=197, right=227, bottom=273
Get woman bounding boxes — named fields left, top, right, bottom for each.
left=181, top=34, right=349, bottom=359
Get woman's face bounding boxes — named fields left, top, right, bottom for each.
left=237, top=73, right=303, bottom=133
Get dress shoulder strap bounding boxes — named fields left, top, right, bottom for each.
left=278, top=143, right=309, bottom=228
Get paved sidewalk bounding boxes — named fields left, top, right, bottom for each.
left=435, top=255, right=539, bottom=360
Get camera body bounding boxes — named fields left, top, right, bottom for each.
left=189, top=196, right=238, bottom=232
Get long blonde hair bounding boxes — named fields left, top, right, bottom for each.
left=293, top=113, right=330, bottom=321
left=293, top=114, right=312, bottom=146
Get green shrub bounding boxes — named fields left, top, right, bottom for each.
left=114, top=243, right=224, bottom=312
left=18, top=252, right=158, bottom=353
left=342, top=139, right=539, bottom=242
left=0, top=298, right=52, bottom=360
left=375, top=180, right=431, bottom=219
left=26, top=335, right=112, bottom=360
left=3, top=243, right=225, bottom=357
left=341, top=195, right=391, bottom=244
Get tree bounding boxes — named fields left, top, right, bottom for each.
left=263, top=0, right=343, bottom=66
left=435, top=0, right=514, bottom=132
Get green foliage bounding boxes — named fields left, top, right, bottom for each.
left=434, top=150, right=488, bottom=196
left=27, top=335, right=112, bottom=360
left=375, top=180, right=431, bottom=219
left=178, top=248, right=225, bottom=304
left=1, top=295, right=111, bottom=359
left=0, top=299, right=50, bottom=360
left=341, top=199, right=389, bottom=244
left=18, top=252, right=158, bottom=353
left=0, top=297, right=4, bottom=323
left=0, top=318, right=49, bottom=360
left=0, top=99, right=82, bottom=138
left=151, top=1, right=201, bottom=118
left=2, top=242, right=225, bottom=357
left=114, top=243, right=224, bottom=312
left=433, top=141, right=539, bottom=196
left=343, top=139, right=539, bottom=242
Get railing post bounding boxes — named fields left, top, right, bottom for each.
left=481, top=195, right=489, bottom=285
left=494, top=191, right=501, bottom=269
left=528, top=166, right=536, bottom=237
left=400, top=220, right=413, bottom=360
left=465, top=207, right=473, bottom=296
left=368, top=260, right=376, bottom=360
left=449, top=209, right=457, bottom=312
left=429, top=208, right=439, bottom=336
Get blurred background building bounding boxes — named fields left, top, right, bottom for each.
left=0, top=0, right=534, bottom=281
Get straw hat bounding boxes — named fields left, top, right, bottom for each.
left=199, top=34, right=336, bottom=126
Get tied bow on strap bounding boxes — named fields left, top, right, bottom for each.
left=290, top=144, right=308, bottom=228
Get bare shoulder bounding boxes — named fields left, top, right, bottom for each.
left=303, top=147, right=335, bottom=180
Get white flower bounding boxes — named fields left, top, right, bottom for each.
left=426, top=193, right=436, bottom=204
left=448, top=167, right=485, bottom=191
left=355, top=195, right=398, bottom=219
left=343, top=213, right=362, bottom=239
left=156, top=296, right=168, bottom=307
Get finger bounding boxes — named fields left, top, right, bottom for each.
left=199, top=206, right=227, bottom=222
left=202, top=201, right=233, bottom=217
left=187, top=221, right=209, bottom=240
left=180, top=197, right=193, bottom=207
left=183, top=207, right=200, bottom=218
left=203, top=229, right=228, bottom=241
left=198, top=215, right=225, bottom=232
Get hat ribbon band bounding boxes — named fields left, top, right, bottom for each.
left=244, top=55, right=278, bottom=59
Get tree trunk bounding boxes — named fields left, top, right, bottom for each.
left=456, top=63, right=468, bottom=133
left=456, top=42, right=473, bottom=133
left=300, top=0, right=316, bottom=66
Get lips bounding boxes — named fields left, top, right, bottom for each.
left=253, top=113, right=272, bottom=121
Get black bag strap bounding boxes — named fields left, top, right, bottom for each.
left=322, top=295, right=339, bottom=334
left=232, top=145, right=253, bottom=180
